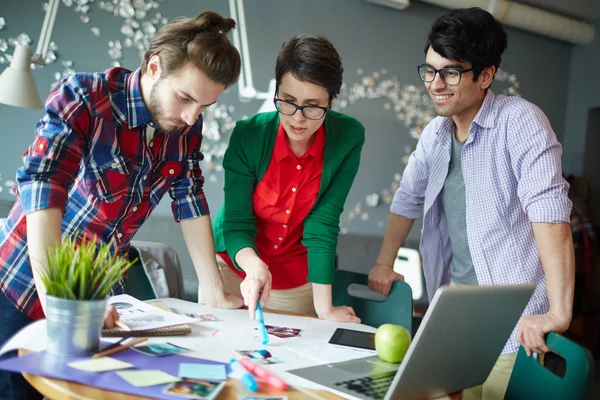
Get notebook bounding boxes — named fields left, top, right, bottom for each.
left=102, top=300, right=192, bottom=337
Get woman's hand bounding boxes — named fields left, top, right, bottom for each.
left=318, top=305, right=361, bottom=323
left=238, top=251, right=272, bottom=320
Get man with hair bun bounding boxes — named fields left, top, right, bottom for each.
left=0, top=11, right=241, bottom=399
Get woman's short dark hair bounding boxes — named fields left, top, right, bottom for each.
left=275, top=35, right=343, bottom=100
left=425, top=7, right=507, bottom=81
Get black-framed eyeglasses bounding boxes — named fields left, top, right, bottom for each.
left=417, top=64, right=473, bottom=86
left=273, top=96, right=330, bottom=120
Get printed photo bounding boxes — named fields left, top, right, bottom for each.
left=132, top=342, right=189, bottom=356
left=164, top=378, right=225, bottom=399
left=235, top=349, right=284, bottom=365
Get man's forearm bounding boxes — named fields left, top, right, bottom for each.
left=377, top=213, right=415, bottom=266
left=181, top=215, right=227, bottom=299
left=532, top=222, right=575, bottom=324
left=26, top=208, right=63, bottom=312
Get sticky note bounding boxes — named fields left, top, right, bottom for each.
left=178, top=363, right=227, bottom=381
left=68, top=357, right=133, bottom=372
left=117, top=370, right=180, bottom=387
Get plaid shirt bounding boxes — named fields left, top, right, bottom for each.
left=0, top=67, right=209, bottom=318
left=392, top=90, right=572, bottom=354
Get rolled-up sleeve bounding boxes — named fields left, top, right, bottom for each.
left=17, top=75, right=89, bottom=214
left=508, top=103, right=572, bottom=223
left=170, top=142, right=210, bottom=221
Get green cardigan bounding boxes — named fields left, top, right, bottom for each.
left=212, top=110, right=365, bottom=284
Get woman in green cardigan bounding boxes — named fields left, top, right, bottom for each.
left=209, top=36, right=364, bottom=323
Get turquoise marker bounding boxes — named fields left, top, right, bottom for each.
left=255, top=302, right=269, bottom=345
left=229, top=358, right=258, bottom=392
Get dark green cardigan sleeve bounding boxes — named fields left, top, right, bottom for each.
left=220, top=121, right=260, bottom=269
left=302, top=118, right=365, bottom=284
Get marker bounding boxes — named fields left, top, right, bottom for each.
left=238, top=356, right=287, bottom=390
left=230, top=358, right=258, bottom=392
left=255, top=302, right=269, bottom=345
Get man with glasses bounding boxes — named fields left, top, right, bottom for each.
left=205, top=35, right=365, bottom=322
left=368, top=7, right=574, bottom=400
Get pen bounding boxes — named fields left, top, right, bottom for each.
left=96, top=336, right=129, bottom=354
left=229, top=358, right=258, bottom=392
left=237, top=356, right=287, bottom=390
left=92, top=337, right=148, bottom=358
left=255, top=302, right=269, bottom=345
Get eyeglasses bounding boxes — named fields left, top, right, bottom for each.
left=417, top=64, right=473, bottom=86
left=273, top=97, right=330, bottom=120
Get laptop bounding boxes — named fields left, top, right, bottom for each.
left=289, top=284, right=535, bottom=400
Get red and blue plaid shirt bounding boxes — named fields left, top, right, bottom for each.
left=0, top=67, right=209, bottom=319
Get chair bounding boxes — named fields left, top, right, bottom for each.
left=393, top=247, right=425, bottom=301
left=332, top=269, right=413, bottom=333
left=124, top=247, right=157, bottom=301
left=505, top=332, right=595, bottom=400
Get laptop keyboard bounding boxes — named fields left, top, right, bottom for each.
left=334, top=370, right=396, bottom=400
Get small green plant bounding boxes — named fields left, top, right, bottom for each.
left=42, top=236, right=135, bottom=301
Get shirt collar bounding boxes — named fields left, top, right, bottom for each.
left=273, top=123, right=325, bottom=162
left=124, top=68, right=152, bottom=128
left=435, top=89, right=498, bottom=136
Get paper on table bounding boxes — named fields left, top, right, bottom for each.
left=0, top=320, right=47, bottom=357
left=116, top=370, right=180, bottom=387
left=108, top=294, right=197, bottom=331
left=68, top=357, right=133, bottom=372
left=178, top=363, right=227, bottom=381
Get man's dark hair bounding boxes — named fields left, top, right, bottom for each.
left=275, top=35, right=343, bottom=100
left=425, top=7, right=507, bottom=81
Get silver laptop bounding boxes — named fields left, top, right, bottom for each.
left=289, top=284, right=535, bottom=400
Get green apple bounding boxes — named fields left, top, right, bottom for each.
left=375, top=323, right=411, bottom=363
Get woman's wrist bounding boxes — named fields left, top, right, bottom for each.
left=235, top=247, right=267, bottom=273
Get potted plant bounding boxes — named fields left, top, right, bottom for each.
left=42, top=236, right=134, bottom=357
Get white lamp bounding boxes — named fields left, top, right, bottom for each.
left=0, top=0, right=60, bottom=109
left=0, top=45, right=43, bottom=109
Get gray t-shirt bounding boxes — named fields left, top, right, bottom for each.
left=441, top=133, right=478, bottom=285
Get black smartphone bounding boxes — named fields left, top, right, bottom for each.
left=328, top=328, right=376, bottom=351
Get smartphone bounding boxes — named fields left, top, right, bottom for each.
left=328, top=328, right=376, bottom=351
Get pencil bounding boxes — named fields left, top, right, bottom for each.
left=92, top=337, right=148, bottom=358
left=114, top=320, right=131, bottom=331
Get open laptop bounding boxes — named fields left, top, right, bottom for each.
left=289, top=284, right=535, bottom=400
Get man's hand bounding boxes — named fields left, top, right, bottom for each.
left=517, top=311, right=571, bottom=356
left=103, top=305, right=120, bottom=329
left=202, top=289, right=244, bottom=309
left=239, top=259, right=272, bottom=320
left=318, top=305, right=361, bottom=323
left=368, top=262, right=404, bottom=296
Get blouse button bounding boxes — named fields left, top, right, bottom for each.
left=285, top=210, right=290, bottom=214
left=274, top=245, right=278, bottom=249
left=291, top=187, right=297, bottom=192
left=296, top=165, right=301, bottom=170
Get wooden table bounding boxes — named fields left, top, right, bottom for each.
left=18, top=302, right=461, bottom=400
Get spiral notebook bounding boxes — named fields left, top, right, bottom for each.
left=102, top=300, right=192, bottom=337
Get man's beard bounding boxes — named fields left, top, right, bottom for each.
left=148, top=82, right=177, bottom=134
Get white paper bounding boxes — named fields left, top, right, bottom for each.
left=0, top=320, right=47, bottom=357
left=108, top=294, right=197, bottom=331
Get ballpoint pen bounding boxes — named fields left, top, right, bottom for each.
left=229, top=358, right=258, bottom=392
left=255, top=302, right=269, bottom=345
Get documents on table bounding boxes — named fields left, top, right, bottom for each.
left=108, top=294, right=197, bottom=331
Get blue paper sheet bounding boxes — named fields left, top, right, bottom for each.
left=0, top=347, right=229, bottom=400
left=179, top=362, right=227, bottom=381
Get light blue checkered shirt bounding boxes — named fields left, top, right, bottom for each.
left=392, top=90, right=572, bottom=354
